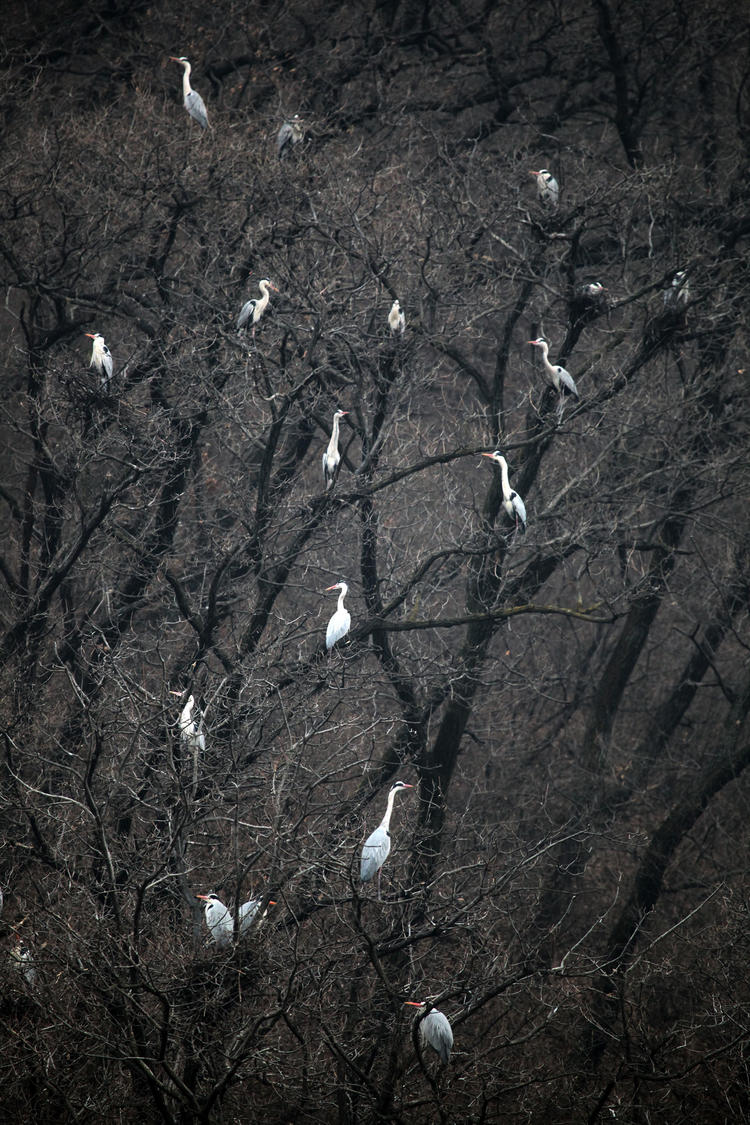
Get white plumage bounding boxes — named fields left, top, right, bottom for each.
left=172, top=693, right=206, bottom=754
left=85, top=332, right=113, bottom=386
left=405, top=1001, right=454, bottom=1064
left=196, top=892, right=275, bottom=947
left=481, top=451, right=527, bottom=531
left=388, top=299, right=405, bottom=334
left=170, top=57, right=209, bottom=129
left=325, top=581, right=351, bottom=649
left=322, top=409, right=349, bottom=489
left=360, top=780, right=413, bottom=897
left=237, top=278, right=279, bottom=336
left=529, top=168, right=559, bottom=206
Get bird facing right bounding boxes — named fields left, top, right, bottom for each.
left=360, top=780, right=414, bottom=898
left=388, top=299, right=405, bottom=334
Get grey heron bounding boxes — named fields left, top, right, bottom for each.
left=405, top=1000, right=454, bottom=1064
left=388, top=299, right=405, bottom=334
left=360, top=780, right=413, bottom=898
left=528, top=337, right=579, bottom=417
left=237, top=278, right=279, bottom=337
left=325, top=581, right=351, bottom=649
left=169, top=57, right=209, bottom=129
left=196, top=892, right=276, bottom=947
left=663, top=270, right=690, bottom=308
left=529, top=168, right=559, bottom=206
left=85, top=332, right=113, bottom=387
left=277, top=114, right=303, bottom=159
left=481, top=451, right=527, bottom=531
left=322, top=410, right=349, bottom=490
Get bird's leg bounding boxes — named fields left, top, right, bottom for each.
left=556, top=394, right=565, bottom=423
left=377, top=868, right=382, bottom=901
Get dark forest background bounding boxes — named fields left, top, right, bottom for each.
left=2, top=0, right=750, bottom=1121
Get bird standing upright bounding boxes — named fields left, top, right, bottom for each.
left=529, top=168, right=559, bottom=206
left=322, top=409, right=349, bottom=490
left=360, top=780, right=414, bottom=898
left=404, top=1000, right=454, bottom=1064
left=325, top=581, right=351, bottom=649
left=528, top=336, right=579, bottom=418
left=171, top=692, right=206, bottom=755
left=388, top=299, right=406, bottom=334
left=237, top=278, right=279, bottom=338
left=277, top=114, right=303, bottom=159
left=663, top=270, right=690, bottom=308
left=196, top=892, right=275, bottom=947
left=481, top=451, right=527, bottom=532
left=85, top=332, right=113, bottom=387
left=170, top=57, right=209, bottom=129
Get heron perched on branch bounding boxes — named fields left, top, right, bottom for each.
left=277, top=114, right=303, bottom=159
left=169, top=57, right=209, bottom=129
left=529, top=168, right=559, bottom=206
left=528, top=336, right=579, bottom=418
left=405, top=1000, right=454, bottom=1064
left=325, top=582, right=351, bottom=649
left=388, top=299, right=405, bottom=334
left=196, top=892, right=276, bottom=947
left=481, top=451, right=527, bottom=532
left=237, top=279, right=279, bottom=337
left=360, top=780, right=413, bottom=898
left=322, top=410, right=349, bottom=490
left=663, top=270, right=690, bottom=309
left=85, top=333, right=113, bottom=387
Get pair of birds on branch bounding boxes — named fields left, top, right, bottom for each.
left=170, top=57, right=304, bottom=160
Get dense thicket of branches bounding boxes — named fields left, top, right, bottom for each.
left=2, top=0, right=750, bottom=1121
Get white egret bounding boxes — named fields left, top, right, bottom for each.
left=360, top=780, right=413, bottom=898
left=481, top=451, right=527, bottom=531
left=277, top=114, right=303, bottom=159
left=85, top=332, right=113, bottom=387
left=237, top=279, right=279, bottom=337
left=196, top=892, right=276, bottom=947
left=528, top=337, right=579, bottom=417
left=663, top=270, right=689, bottom=308
left=388, top=299, right=406, bottom=334
left=325, top=581, right=351, bottom=649
left=169, top=57, right=209, bottom=129
left=529, top=168, right=559, bottom=206
left=405, top=1000, right=454, bottom=1064
left=322, top=409, right=349, bottom=490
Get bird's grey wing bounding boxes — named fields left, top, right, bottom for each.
left=360, top=827, right=389, bottom=881
left=237, top=300, right=255, bottom=329
left=559, top=368, right=579, bottom=398
left=277, top=122, right=292, bottom=156
left=186, top=90, right=208, bottom=129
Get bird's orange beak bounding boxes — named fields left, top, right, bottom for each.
left=404, top=1000, right=422, bottom=1007
left=325, top=584, right=339, bottom=591
left=195, top=894, right=210, bottom=901
left=169, top=56, right=180, bottom=61
left=529, top=170, right=539, bottom=176
left=85, top=333, right=95, bottom=339
left=481, top=452, right=495, bottom=459
left=268, top=900, right=277, bottom=906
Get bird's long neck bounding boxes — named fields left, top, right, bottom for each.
left=337, top=587, right=347, bottom=613
left=180, top=64, right=192, bottom=97
left=540, top=344, right=555, bottom=376
left=498, top=459, right=511, bottom=499
left=380, top=788, right=397, bottom=830
left=330, top=415, right=341, bottom=452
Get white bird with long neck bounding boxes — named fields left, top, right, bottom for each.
left=170, top=57, right=209, bottom=129
left=529, top=168, right=559, bottom=206
left=196, top=892, right=276, bottom=947
left=237, top=279, right=279, bottom=337
left=388, top=299, right=405, bottom=334
left=322, top=410, right=348, bottom=490
left=528, top=337, right=579, bottom=418
left=325, top=581, right=351, bottom=649
left=85, top=332, right=113, bottom=387
left=360, top=780, right=414, bottom=898
left=404, top=1000, right=454, bottom=1064
left=481, top=451, right=527, bottom=532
